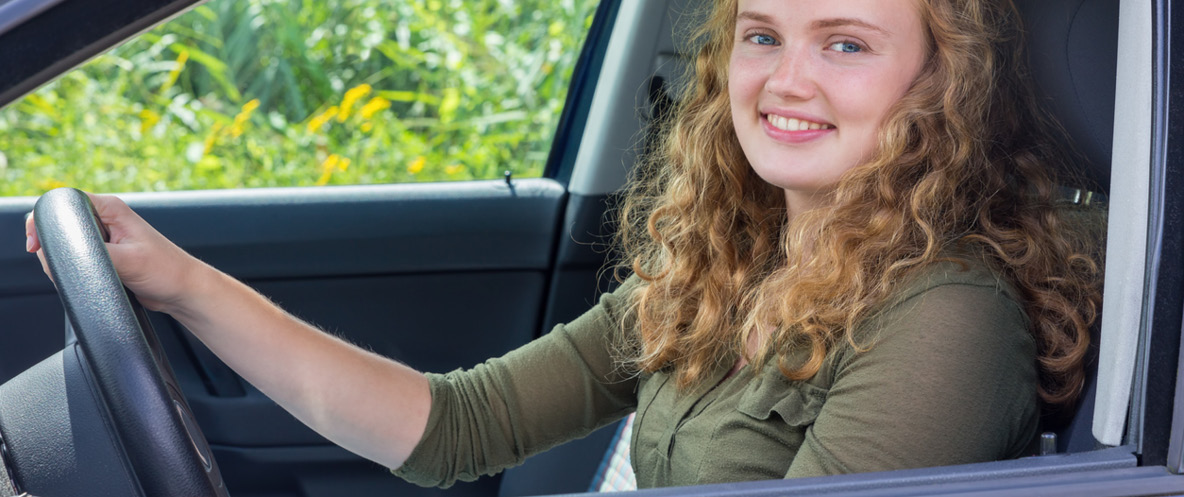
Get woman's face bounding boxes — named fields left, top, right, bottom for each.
left=728, top=0, right=928, bottom=213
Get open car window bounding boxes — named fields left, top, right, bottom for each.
left=0, top=0, right=601, bottom=195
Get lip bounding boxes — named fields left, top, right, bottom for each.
left=759, top=110, right=835, bottom=144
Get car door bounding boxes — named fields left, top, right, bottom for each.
left=0, top=0, right=621, bottom=495
left=4, top=0, right=1184, bottom=496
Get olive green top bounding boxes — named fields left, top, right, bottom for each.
left=393, top=261, right=1039, bottom=488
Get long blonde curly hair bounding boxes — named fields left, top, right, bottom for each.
left=614, top=0, right=1104, bottom=410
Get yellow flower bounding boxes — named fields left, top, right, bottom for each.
left=240, top=99, right=260, bottom=114
left=316, top=154, right=350, bottom=185
left=203, top=122, right=225, bottom=154
left=139, top=109, right=161, bottom=134
left=229, top=99, right=260, bottom=138
left=159, top=50, right=189, bottom=96
left=360, top=122, right=374, bottom=133
left=359, top=96, right=391, bottom=120
left=337, top=84, right=372, bottom=122
left=444, top=164, right=464, bottom=176
left=407, top=156, right=426, bottom=174
left=24, top=94, right=56, bottom=118
left=307, top=106, right=339, bottom=133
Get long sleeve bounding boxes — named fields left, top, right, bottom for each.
left=394, top=278, right=641, bottom=488
left=785, top=273, right=1040, bottom=477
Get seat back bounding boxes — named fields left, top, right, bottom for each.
left=1015, top=0, right=1117, bottom=453
left=1017, top=0, right=1117, bottom=193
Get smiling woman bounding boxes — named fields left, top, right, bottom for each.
left=16, top=0, right=1106, bottom=492
left=607, top=0, right=1103, bottom=480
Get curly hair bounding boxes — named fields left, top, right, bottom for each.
left=614, top=0, right=1104, bottom=411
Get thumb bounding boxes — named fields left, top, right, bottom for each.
left=24, top=211, right=41, bottom=253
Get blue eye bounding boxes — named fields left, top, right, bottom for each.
left=748, top=33, right=777, bottom=46
left=829, top=41, right=863, bottom=53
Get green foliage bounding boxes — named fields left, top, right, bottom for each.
left=0, top=0, right=600, bottom=195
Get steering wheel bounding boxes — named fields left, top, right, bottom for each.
left=14, top=188, right=227, bottom=496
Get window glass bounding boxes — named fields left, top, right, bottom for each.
left=0, top=0, right=600, bottom=195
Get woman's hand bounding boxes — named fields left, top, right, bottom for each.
left=24, top=192, right=208, bottom=314
left=25, top=190, right=431, bottom=469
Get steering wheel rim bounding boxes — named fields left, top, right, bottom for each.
left=34, top=187, right=227, bottom=497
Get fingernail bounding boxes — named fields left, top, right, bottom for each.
left=25, top=235, right=33, bottom=252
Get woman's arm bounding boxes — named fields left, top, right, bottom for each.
left=785, top=278, right=1040, bottom=477
left=25, top=193, right=430, bottom=470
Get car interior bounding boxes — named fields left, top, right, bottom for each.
left=0, top=0, right=1176, bottom=495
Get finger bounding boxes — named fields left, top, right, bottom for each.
left=24, top=211, right=41, bottom=253
left=85, top=192, right=141, bottom=244
left=85, top=192, right=131, bottom=222
left=34, top=248, right=51, bottom=280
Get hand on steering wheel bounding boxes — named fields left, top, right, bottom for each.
left=25, top=187, right=227, bottom=496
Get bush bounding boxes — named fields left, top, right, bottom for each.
left=0, top=0, right=600, bottom=196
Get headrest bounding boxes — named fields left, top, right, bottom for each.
left=1015, top=0, right=1118, bottom=193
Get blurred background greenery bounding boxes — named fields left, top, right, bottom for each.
left=0, top=0, right=600, bottom=195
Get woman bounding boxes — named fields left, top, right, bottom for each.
left=24, top=0, right=1102, bottom=488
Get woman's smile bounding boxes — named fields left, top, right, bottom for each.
left=762, top=111, right=836, bottom=143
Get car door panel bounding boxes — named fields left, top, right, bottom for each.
left=0, top=178, right=570, bottom=496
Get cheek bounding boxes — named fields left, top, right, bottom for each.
left=826, top=70, right=889, bottom=121
left=728, top=57, right=766, bottom=102
left=827, top=69, right=915, bottom=143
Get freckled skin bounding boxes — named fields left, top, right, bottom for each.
left=728, top=0, right=928, bottom=215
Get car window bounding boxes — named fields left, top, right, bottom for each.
left=0, top=0, right=601, bottom=195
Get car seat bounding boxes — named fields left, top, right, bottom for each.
left=1016, top=0, right=1117, bottom=453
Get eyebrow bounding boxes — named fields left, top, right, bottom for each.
left=736, top=11, right=774, bottom=24
left=811, top=18, right=892, bottom=36
left=736, top=11, right=892, bottom=37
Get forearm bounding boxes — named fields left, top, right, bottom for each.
left=169, top=262, right=430, bottom=469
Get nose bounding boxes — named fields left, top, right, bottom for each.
left=764, top=46, right=816, bottom=100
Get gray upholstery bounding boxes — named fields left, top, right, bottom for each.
left=1016, top=0, right=1117, bottom=453
left=1018, top=0, right=1118, bottom=192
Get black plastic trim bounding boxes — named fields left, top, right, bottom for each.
left=0, top=179, right=566, bottom=291
left=1161, top=0, right=1184, bottom=475
left=544, top=0, right=623, bottom=184
left=0, top=0, right=65, bottom=38
left=550, top=447, right=1142, bottom=497
left=539, top=192, right=617, bottom=338
left=1171, top=296, right=1184, bottom=473
left=210, top=444, right=503, bottom=497
left=576, top=469, right=1182, bottom=497
left=1139, top=0, right=1183, bottom=467
left=0, top=346, right=143, bottom=496
left=0, top=0, right=202, bottom=110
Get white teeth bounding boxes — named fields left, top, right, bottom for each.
left=767, top=114, right=831, bottom=132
